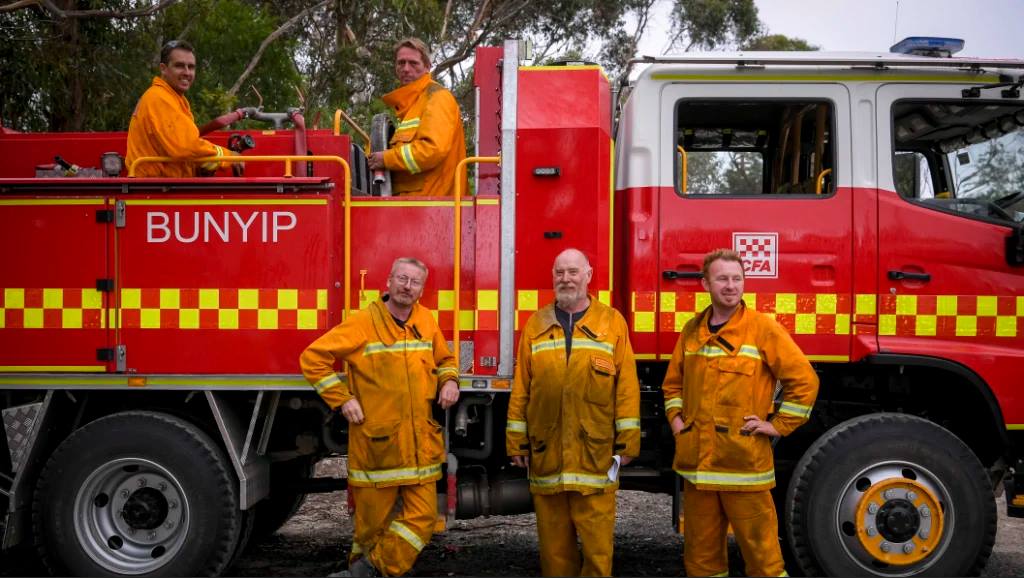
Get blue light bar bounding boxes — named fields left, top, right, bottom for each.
left=890, top=37, right=965, bottom=57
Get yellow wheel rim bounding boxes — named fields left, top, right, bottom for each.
left=854, top=477, right=944, bottom=566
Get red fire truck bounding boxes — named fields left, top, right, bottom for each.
left=2, top=37, right=1023, bottom=576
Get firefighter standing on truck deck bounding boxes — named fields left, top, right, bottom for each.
left=367, top=37, right=466, bottom=196
left=125, top=40, right=235, bottom=178
left=300, top=257, right=460, bottom=577
left=506, top=248, right=641, bottom=577
left=661, top=249, right=819, bottom=577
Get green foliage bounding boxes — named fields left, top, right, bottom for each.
left=742, top=34, right=818, bottom=51
left=0, top=0, right=816, bottom=142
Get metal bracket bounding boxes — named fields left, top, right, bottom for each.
left=115, top=199, right=126, bottom=228
left=205, top=391, right=272, bottom=510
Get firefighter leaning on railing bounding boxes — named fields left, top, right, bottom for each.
left=662, top=248, right=819, bottom=577
left=125, top=40, right=236, bottom=178
left=367, top=37, right=466, bottom=196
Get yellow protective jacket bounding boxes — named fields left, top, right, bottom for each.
left=661, top=302, right=819, bottom=492
left=506, top=298, right=641, bottom=495
left=300, top=298, right=458, bottom=488
left=126, top=77, right=229, bottom=178
left=381, top=74, right=466, bottom=196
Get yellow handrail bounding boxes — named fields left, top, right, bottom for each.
left=453, top=156, right=500, bottom=373
left=333, top=109, right=371, bottom=154
left=677, top=145, right=688, bottom=194
left=127, top=154, right=354, bottom=321
left=816, top=168, right=832, bottom=195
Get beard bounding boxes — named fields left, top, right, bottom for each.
left=555, top=286, right=585, bottom=311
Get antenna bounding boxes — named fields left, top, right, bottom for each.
left=892, top=0, right=901, bottom=45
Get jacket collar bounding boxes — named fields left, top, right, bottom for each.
left=368, top=298, right=422, bottom=345
left=690, top=300, right=750, bottom=354
left=529, top=295, right=608, bottom=340
left=382, top=73, right=433, bottom=118
left=151, top=76, right=190, bottom=109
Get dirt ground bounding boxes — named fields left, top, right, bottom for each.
left=3, top=458, right=1023, bottom=576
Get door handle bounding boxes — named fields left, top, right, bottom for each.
left=888, top=270, right=931, bottom=282
left=663, top=270, right=704, bottom=280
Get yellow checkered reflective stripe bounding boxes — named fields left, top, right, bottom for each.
left=363, top=340, right=434, bottom=356
left=530, top=471, right=616, bottom=489
left=664, top=397, right=683, bottom=412
left=388, top=520, right=425, bottom=552
left=676, top=468, right=776, bottom=487
left=615, top=417, right=640, bottom=432
left=1, top=287, right=330, bottom=331
left=632, top=291, right=1024, bottom=338
left=506, top=419, right=527, bottom=433
left=777, top=400, right=813, bottom=419
left=314, top=372, right=347, bottom=394
left=399, top=143, right=422, bottom=174
left=348, top=463, right=442, bottom=485
left=396, top=118, right=420, bottom=131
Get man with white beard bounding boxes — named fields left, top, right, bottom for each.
left=506, top=248, right=640, bottom=576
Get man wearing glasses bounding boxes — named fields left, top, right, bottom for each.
left=126, top=40, right=235, bottom=177
left=300, top=257, right=459, bottom=577
left=366, top=37, right=466, bottom=196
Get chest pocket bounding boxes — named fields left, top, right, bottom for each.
left=715, top=355, right=758, bottom=410
left=585, top=355, right=616, bottom=406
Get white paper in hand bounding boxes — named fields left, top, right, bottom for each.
left=607, top=455, right=622, bottom=482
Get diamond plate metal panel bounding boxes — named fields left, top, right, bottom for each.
left=2, top=402, right=42, bottom=473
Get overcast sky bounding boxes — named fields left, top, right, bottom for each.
left=636, top=0, right=1024, bottom=58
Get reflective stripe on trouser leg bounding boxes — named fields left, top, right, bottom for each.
left=720, top=488, right=785, bottom=577
left=367, top=482, right=437, bottom=577
left=533, top=493, right=581, bottom=577
left=682, top=480, right=730, bottom=577
left=350, top=485, right=398, bottom=566
left=570, top=491, right=616, bottom=577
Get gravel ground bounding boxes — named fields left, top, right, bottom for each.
left=3, top=458, right=1023, bottom=576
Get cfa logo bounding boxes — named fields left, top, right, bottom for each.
left=733, top=232, right=778, bottom=278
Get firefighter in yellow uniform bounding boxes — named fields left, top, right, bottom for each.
left=507, top=248, right=641, bottom=576
left=368, top=37, right=466, bottom=196
left=662, top=249, right=819, bottom=577
left=300, top=257, right=460, bottom=577
left=126, top=40, right=233, bottom=178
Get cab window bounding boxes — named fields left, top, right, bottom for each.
left=674, top=100, right=835, bottom=196
left=892, top=101, right=1024, bottom=224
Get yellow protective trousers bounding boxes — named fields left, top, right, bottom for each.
left=533, top=491, right=616, bottom=577
left=350, top=482, right=437, bottom=576
left=682, top=481, right=787, bottom=577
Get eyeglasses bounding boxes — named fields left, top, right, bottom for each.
left=392, top=274, right=424, bottom=288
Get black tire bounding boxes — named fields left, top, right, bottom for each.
left=785, top=413, right=995, bottom=576
left=250, top=456, right=315, bottom=539
left=33, top=411, right=241, bottom=576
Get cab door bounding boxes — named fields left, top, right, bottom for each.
left=874, top=84, right=1024, bottom=425
left=656, top=83, right=854, bottom=362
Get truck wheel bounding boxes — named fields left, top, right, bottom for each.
left=785, top=413, right=995, bottom=576
left=251, top=456, right=315, bottom=538
left=33, top=411, right=241, bottom=576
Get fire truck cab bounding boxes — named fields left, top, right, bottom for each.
left=1, top=37, right=1023, bottom=576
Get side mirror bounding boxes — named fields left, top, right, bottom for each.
left=1007, top=225, right=1024, bottom=266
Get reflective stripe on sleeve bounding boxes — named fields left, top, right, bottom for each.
left=314, top=372, right=346, bottom=393
left=615, top=417, right=640, bottom=431
left=777, top=400, right=813, bottom=419
left=664, top=397, right=683, bottom=411
left=400, top=144, right=421, bottom=174
left=506, top=420, right=527, bottom=433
